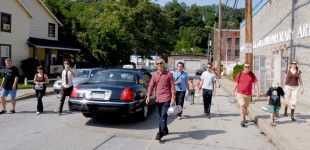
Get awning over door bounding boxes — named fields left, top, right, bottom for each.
left=27, top=37, right=80, bottom=51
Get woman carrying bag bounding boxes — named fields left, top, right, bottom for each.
left=33, top=66, right=49, bottom=115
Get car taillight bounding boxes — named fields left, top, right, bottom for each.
left=120, top=88, right=132, bottom=101
left=70, top=86, right=78, bottom=97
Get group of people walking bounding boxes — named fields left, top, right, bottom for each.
left=147, top=59, right=304, bottom=141
left=146, top=59, right=217, bottom=140
left=0, top=58, right=75, bottom=116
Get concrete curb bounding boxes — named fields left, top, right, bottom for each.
left=218, top=79, right=294, bottom=150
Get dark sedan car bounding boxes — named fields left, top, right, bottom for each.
left=195, top=69, right=203, bottom=76
left=68, top=69, right=154, bottom=120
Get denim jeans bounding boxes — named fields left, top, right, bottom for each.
left=202, top=89, right=213, bottom=115
left=156, top=101, right=170, bottom=136
left=35, top=86, right=46, bottom=112
left=175, top=91, right=186, bottom=117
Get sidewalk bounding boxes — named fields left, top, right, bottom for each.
left=219, top=78, right=310, bottom=150
left=5, top=87, right=55, bottom=101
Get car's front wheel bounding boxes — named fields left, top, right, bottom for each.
left=138, top=105, right=149, bottom=121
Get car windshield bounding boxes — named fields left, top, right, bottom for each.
left=75, top=70, right=90, bottom=77
left=90, top=71, right=136, bottom=84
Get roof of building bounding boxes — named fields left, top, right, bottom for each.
left=27, top=37, right=80, bottom=51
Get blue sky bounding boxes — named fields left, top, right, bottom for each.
left=152, top=0, right=260, bottom=8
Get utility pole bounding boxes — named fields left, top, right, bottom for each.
left=245, top=0, right=253, bottom=71
left=207, top=33, right=211, bottom=62
left=217, top=0, right=222, bottom=79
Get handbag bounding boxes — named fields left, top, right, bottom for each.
left=261, top=105, right=270, bottom=112
left=34, top=84, right=43, bottom=90
left=167, top=103, right=183, bottom=115
left=185, top=95, right=193, bottom=101
left=194, top=91, right=200, bottom=98
left=228, top=96, right=237, bottom=103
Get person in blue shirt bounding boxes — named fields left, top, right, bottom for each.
left=173, top=62, right=189, bottom=120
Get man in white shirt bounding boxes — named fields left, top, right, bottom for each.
left=55, top=59, right=75, bottom=115
left=199, top=63, right=216, bottom=118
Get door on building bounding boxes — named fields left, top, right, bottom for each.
left=254, top=55, right=266, bottom=94
left=184, top=60, right=201, bottom=71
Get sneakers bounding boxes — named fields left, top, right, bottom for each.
left=241, top=120, right=246, bottom=127
left=36, top=111, right=40, bottom=115
left=54, top=110, right=63, bottom=116
left=155, top=133, right=162, bottom=140
left=206, top=114, right=211, bottom=119
left=9, top=110, right=15, bottom=114
left=177, top=116, right=182, bottom=120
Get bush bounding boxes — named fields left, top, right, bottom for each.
left=20, top=58, right=40, bottom=80
left=232, top=64, right=244, bottom=79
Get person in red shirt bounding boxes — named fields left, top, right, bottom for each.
left=146, top=59, right=176, bottom=141
left=232, top=62, right=260, bottom=127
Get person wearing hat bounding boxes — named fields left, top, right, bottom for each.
left=266, top=81, right=285, bottom=126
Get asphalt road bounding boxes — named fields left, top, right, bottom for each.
left=0, top=86, right=277, bottom=150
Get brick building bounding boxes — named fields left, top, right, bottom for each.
left=239, top=0, right=310, bottom=104
left=213, top=29, right=240, bottom=68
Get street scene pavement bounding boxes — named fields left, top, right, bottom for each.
left=0, top=77, right=309, bottom=150
left=1, top=79, right=274, bottom=150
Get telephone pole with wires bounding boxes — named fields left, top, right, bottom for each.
left=245, top=0, right=253, bottom=71
left=217, top=0, right=222, bottom=79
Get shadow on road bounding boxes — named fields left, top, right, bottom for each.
left=84, top=109, right=175, bottom=130
left=161, top=129, right=226, bottom=142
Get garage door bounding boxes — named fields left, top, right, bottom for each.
left=184, top=60, right=201, bottom=71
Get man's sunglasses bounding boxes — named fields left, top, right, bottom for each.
left=156, top=62, right=163, bottom=65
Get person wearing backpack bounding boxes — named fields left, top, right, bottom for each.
left=173, top=62, right=189, bottom=120
left=33, top=66, right=49, bottom=115
left=232, top=62, right=260, bottom=127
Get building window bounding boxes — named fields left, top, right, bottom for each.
left=235, top=50, right=240, bottom=56
left=227, top=38, right=232, bottom=45
left=235, top=38, right=240, bottom=45
left=0, top=44, right=11, bottom=67
left=227, top=49, right=231, bottom=56
left=1, top=12, right=11, bottom=32
left=48, top=23, right=55, bottom=37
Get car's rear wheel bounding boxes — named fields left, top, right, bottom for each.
left=138, top=105, right=149, bottom=121
left=82, top=113, right=93, bottom=118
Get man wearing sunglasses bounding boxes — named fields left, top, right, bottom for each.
left=232, top=62, right=260, bottom=127
left=146, top=59, right=175, bottom=141
left=199, top=63, right=217, bottom=118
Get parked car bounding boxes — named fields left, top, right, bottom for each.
left=53, top=68, right=103, bottom=95
left=195, top=69, right=203, bottom=76
left=68, top=69, right=154, bottom=120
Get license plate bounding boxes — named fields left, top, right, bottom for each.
left=92, top=92, right=105, bottom=99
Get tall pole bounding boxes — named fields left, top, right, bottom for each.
left=217, top=0, right=222, bottom=79
left=245, top=0, right=253, bottom=71
left=207, top=33, right=211, bottom=62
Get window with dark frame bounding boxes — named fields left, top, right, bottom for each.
left=0, top=44, right=11, bottom=67
left=48, top=23, right=55, bottom=37
left=235, top=38, right=240, bottom=45
left=1, top=12, right=12, bottom=32
left=235, top=50, right=240, bottom=56
left=227, top=49, right=231, bottom=56
left=227, top=38, right=232, bottom=45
